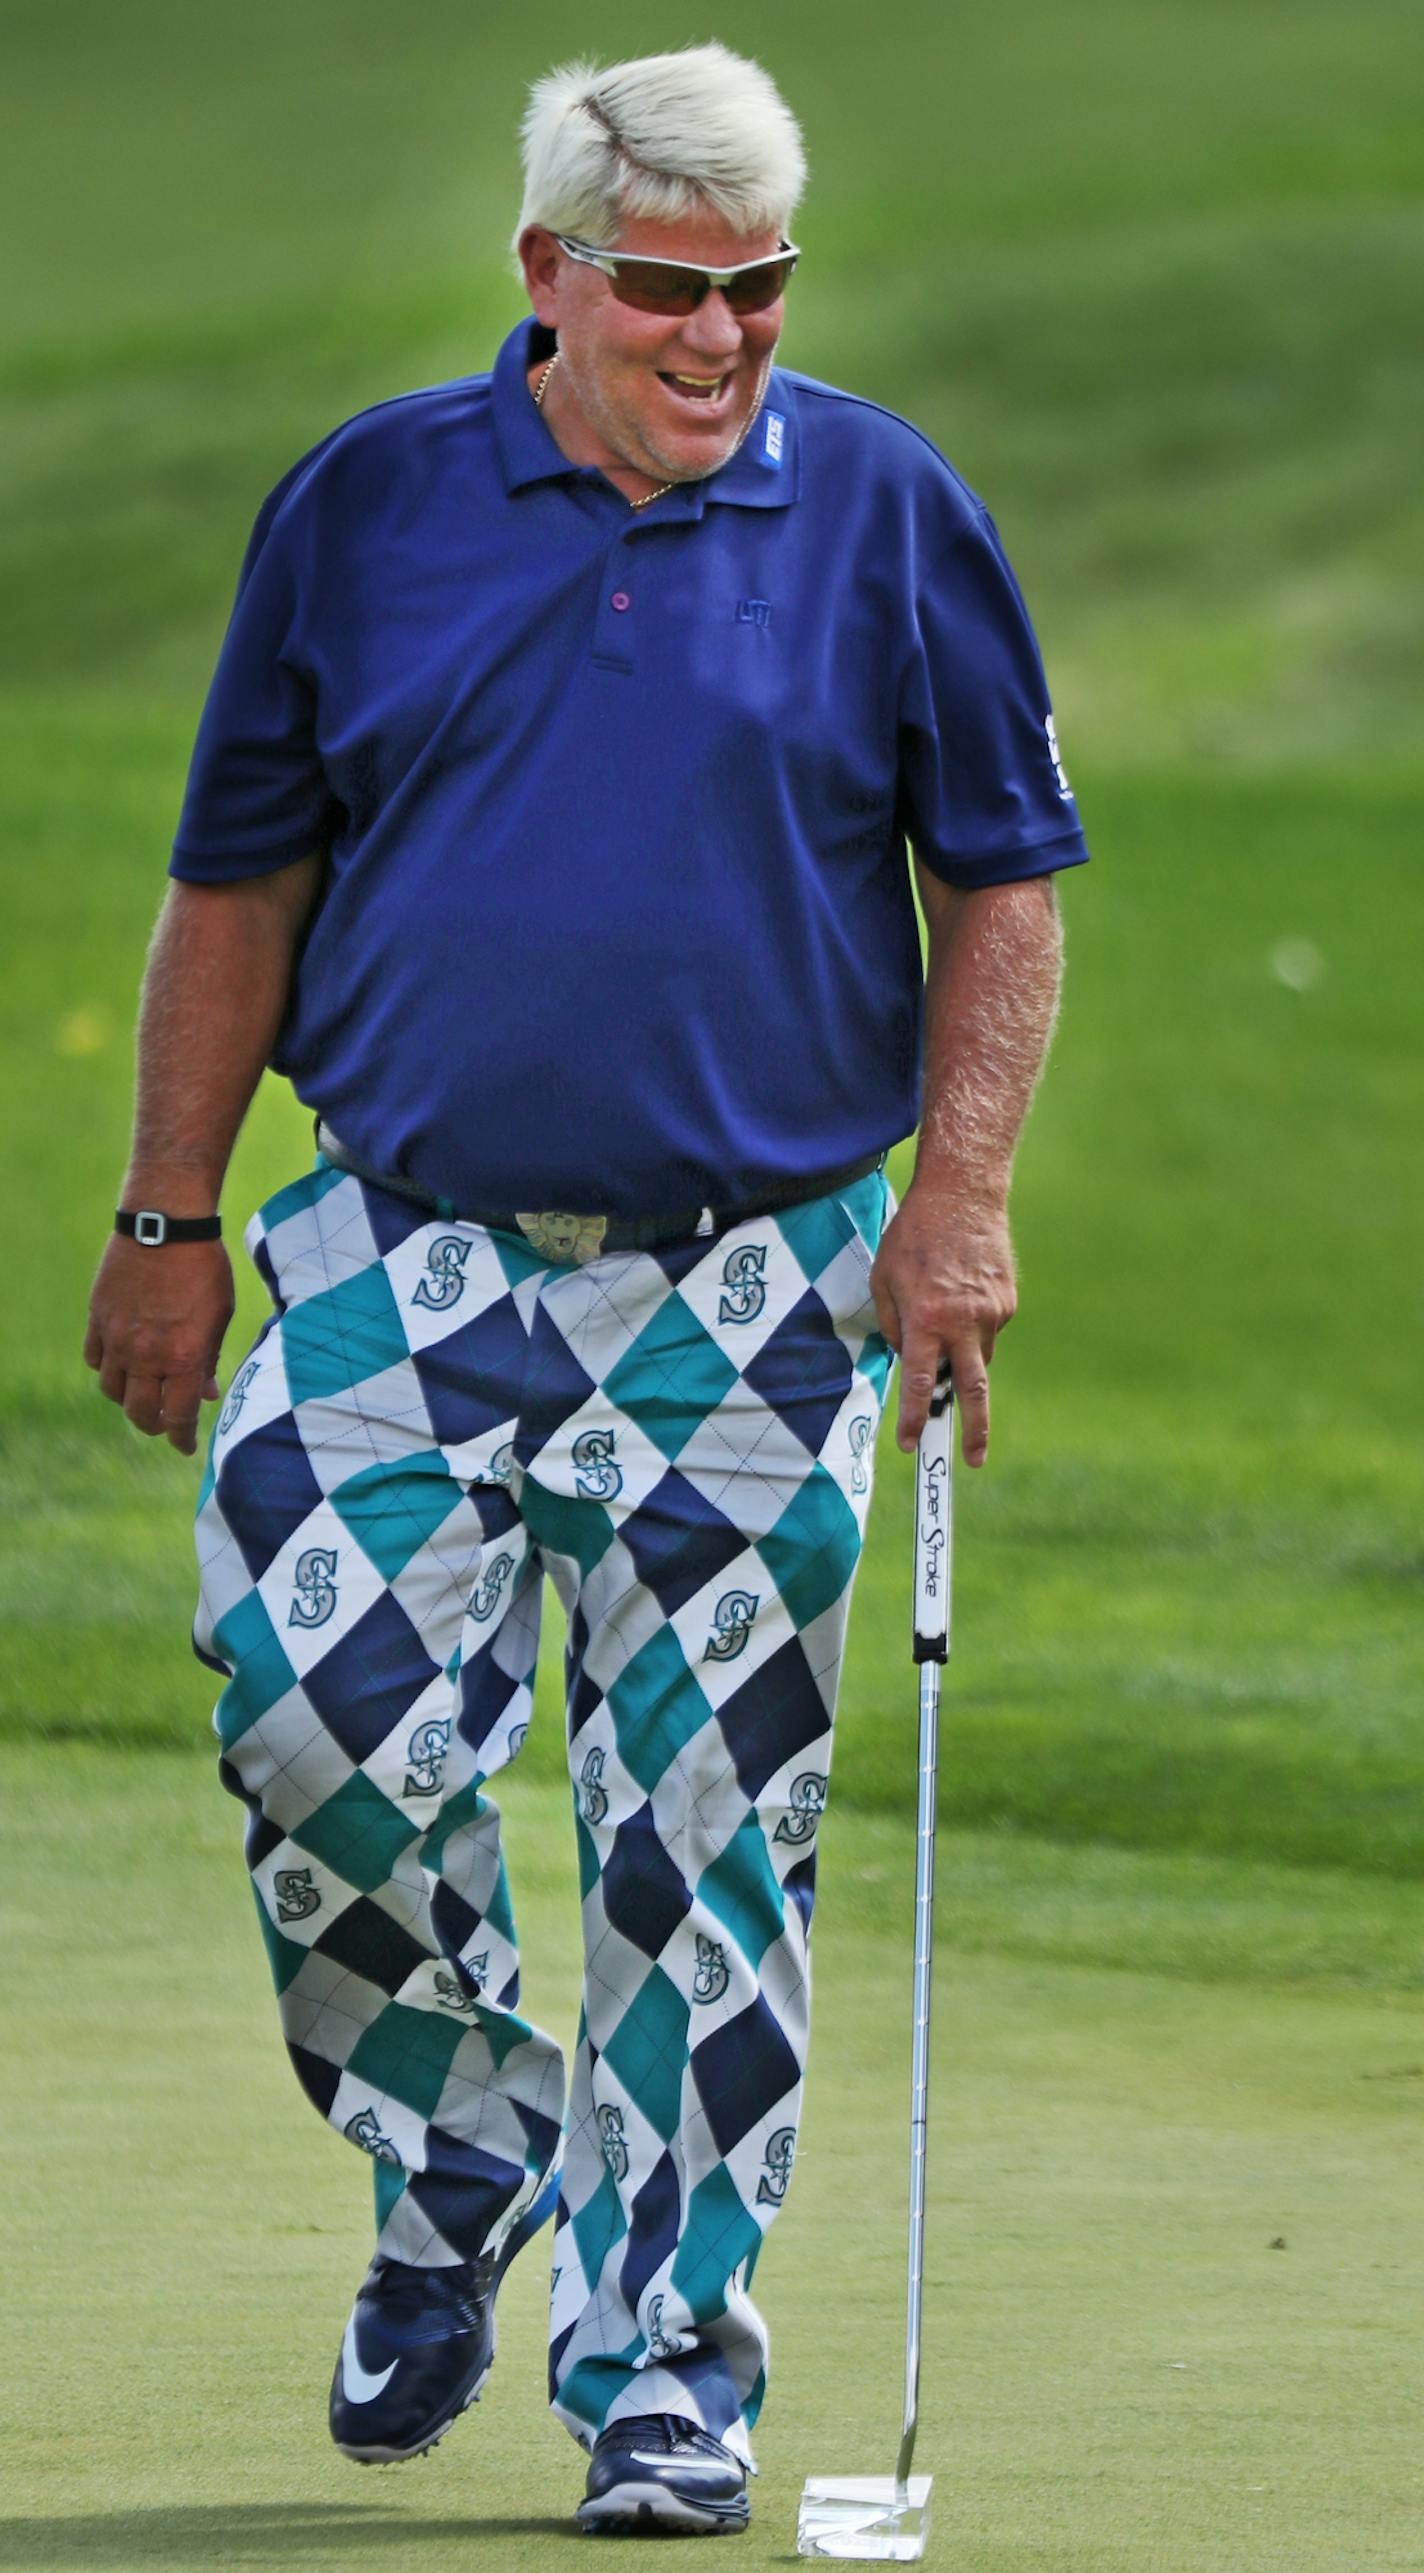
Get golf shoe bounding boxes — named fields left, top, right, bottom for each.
left=577, top=2413, right=750, bottom=2536
left=329, top=2170, right=559, bottom=2463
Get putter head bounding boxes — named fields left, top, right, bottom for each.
left=797, top=2474, right=932, bottom=2560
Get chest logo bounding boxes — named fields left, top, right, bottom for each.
left=736, top=597, right=772, bottom=627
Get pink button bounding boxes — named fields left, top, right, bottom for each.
left=610, top=590, right=631, bottom=611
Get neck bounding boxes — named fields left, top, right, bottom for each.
left=527, top=351, right=673, bottom=508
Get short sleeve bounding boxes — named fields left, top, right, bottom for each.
left=896, top=500, right=1089, bottom=888
left=169, top=461, right=341, bottom=883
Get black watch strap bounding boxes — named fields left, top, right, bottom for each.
left=116, top=1208, right=223, bottom=1247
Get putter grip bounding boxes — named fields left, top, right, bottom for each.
left=911, top=1379, right=952, bottom=1664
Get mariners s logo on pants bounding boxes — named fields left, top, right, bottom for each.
left=693, top=1933, right=730, bottom=2003
left=470, top=1549, right=514, bottom=1622
left=274, top=1865, right=320, bottom=1922
left=774, top=1772, right=827, bottom=1845
left=756, top=2126, right=796, bottom=2206
left=412, top=1232, right=473, bottom=1311
left=579, top=1747, right=609, bottom=1824
left=848, top=1412, right=873, bottom=1495
left=573, top=1427, right=622, bottom=1501
left=403, top=1715, right=450, bottom=1798
left=647, top=2293, right=681, bottom=2357
left=345, top=2106, right=401, bottom=2166
left=598, top=2104, right=629, bottom=2181
left=289, top=1546, right=339, bottom=1627
left=705, top=1588, right=759, bottom=1662
left=718, top=1242, right=767, bottom=1325
left=218, top=1357, right=259, bottom=1434
left=434, top=1958, right=485, bottom=2012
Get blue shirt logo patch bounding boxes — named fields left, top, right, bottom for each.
left=761, top=410, right=786, bottom=469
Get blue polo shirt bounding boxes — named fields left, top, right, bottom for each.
left=171, top=316, right=1088, bottom=1215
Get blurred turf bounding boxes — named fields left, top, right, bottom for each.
left=2, top=1756, right=1420, bottom=2571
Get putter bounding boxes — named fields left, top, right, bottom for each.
left=797, top=1373, right=950, bottom=2561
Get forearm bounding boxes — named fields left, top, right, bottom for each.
left=910, top=868, right=1063, bottom=1208
left=122, top=860, right=323, bottom=1210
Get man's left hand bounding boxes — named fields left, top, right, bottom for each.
left=868, top=1180, right=1017, bottom=1464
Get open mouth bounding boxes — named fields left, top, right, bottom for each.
left=658, top=370, right=734, bottom=409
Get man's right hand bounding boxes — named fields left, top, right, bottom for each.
left=84, top=1234, right=236, bottom=1457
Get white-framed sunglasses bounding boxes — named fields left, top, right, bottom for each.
left=554, top=234, right=799, bottom=317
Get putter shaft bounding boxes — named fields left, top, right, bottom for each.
left=899, top=1388, right=951, bottom=2495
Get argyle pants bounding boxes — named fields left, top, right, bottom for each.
left=193, top=1155, right=892, bottom=2456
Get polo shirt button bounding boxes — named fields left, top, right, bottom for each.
left=610, top=590, right=631, bottom=612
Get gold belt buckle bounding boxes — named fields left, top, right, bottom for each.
left=515, top=1210, right=609, bottom=1265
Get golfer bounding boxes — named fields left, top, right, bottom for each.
left=85, top=43, right=1087, bottom=2537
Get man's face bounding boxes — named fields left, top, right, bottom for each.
left=520, top=209, right=786, bottom=486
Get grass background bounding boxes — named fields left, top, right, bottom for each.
left=2, top=0, right=1421, bottom=2564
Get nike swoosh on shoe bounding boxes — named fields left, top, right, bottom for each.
left=340, top=2317, right=399, bottom=2404
left=628, top=2450, right=735, bottom=2477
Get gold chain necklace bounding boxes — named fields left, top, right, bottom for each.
left=532, top=351, right=675, bottom=511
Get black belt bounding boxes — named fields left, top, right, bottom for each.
left=314, top=1119, right=884, bottom=1262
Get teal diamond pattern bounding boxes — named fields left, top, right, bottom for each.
left=601, top=1965, right=689, bottom=2143
left=291, top=1770, right=421, bottom=1893
left=211, top=1589, right=297, bottom=1748
left=348, top=1998, right=467, bottom=2122
left=756, top=1462, right=861, bottom=1634
left=260, top=1159, right=348, bottom=1235
left=604, top=1293, right=737, bottom=1462
left=670, top=2164, right=762, bottom=2319
left=331, top=1452, right=464, bottom=1582
left=281, top=1261, right=410, bottom=1407
left=697, top=1814, right=785, bottom=1973
left=773, top=1189, right=858, bottom=1289
left=570, top=2159, right=629, bottom=2295
left=606, top=1625, right=709, bottom=1797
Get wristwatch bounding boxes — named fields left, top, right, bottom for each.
left=115, top=1208, right=223, bottom=1247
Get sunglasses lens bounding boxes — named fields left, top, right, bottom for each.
left=602, top=253, right=798, bottom=316
left=607, top=262, right=703, bottom=315
left=724, top=256, right=796, bottom=314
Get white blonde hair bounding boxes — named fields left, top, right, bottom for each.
left=513, top=42, right=807, bottom=254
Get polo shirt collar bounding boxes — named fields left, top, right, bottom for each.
left=490, top=315, right=799, bottom=511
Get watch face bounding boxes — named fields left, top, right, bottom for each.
left=135, top=1211, right=167, bottom=1245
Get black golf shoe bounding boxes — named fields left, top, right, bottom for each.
left=577, top=2413, right=750, bottom=2536
left=329, top=2171, right=558, bottom=2463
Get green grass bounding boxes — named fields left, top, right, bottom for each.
left=3, top=0, right=1423, bottom=2562
left=2, top=1755, right=1420, bottom=2572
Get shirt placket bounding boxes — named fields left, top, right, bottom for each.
left=590, top=522, right=647, bottom=674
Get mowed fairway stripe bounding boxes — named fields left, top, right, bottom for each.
left=1, top=1758, right=1418, bottom=2572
